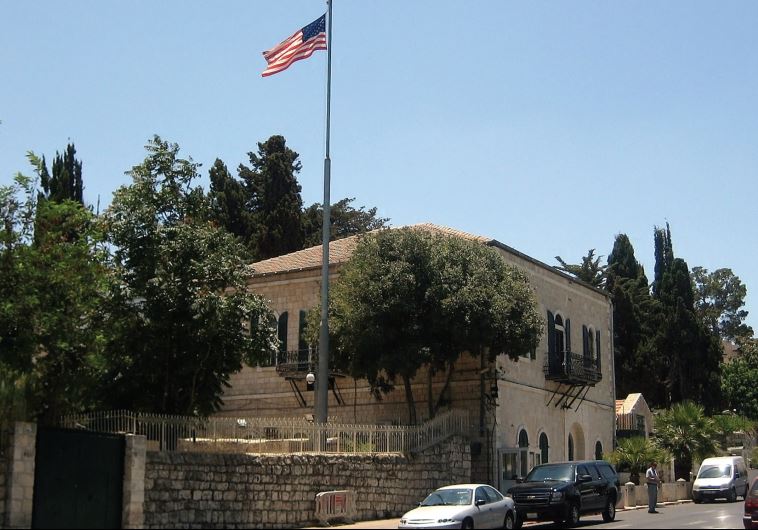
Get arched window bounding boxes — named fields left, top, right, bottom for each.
left=539, top=433, right=549, bottom=464
left=568, top=434, right=574, bottom=461
left=518, top=429, right=529, bottom=476
left=595, top=441, right=603, bottom=461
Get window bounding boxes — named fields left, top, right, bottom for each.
left=568, top=434, right=574, bottom=461
left=539, top=433, right=549, bottom=464
left=577, top=464, right=589, bottom=478
left=519, top=429, right=529, bottom=476
left=277, top=312, right=288, bottom=352
left=595, top=441, right=603, bottom=461
left=598, top=463, right=618, bottom=481
left=475, top=487, right=489, bottom=505
left=484, top=486, right=503, bottom=502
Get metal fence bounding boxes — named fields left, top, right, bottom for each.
left=59, top=409, right=470, bottom=455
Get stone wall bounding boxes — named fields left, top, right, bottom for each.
left=1, top=423, right=36, bottom=529
left=0, top=426, right=10, bottom=527
left=143, top=435, right=471, bottom=529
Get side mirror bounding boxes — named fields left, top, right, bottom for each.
left=475, top=499, right=487, bottom=506
left=579, top=474, right=593, bottom=483
left=736, top=472, right=741, bottom=479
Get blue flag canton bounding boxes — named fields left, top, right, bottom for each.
left=302, top=14, right=326, bottom=42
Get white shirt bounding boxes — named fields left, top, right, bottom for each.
left=646, top=467, right=659, bottom=485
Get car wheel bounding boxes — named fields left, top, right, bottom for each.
left=693, top=497, right=702, bottom=504
left=461, top=517, right=474, bottom=529
left=602, top=495, right=616, bottom=522
left=503, top=511, right=516, bottom=530
left=565, top=503, right=580, bottom=528
left=727, top=487, right=737, bottom=503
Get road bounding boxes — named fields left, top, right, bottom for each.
left=314, top=499, right=747, bottom=529
left=315, top=469, right=757, bottom=529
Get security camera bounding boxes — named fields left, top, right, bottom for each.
left=306, top=372, right=316, bottom=385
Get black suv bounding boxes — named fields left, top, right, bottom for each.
left=506, top=460, right=620, bottom=528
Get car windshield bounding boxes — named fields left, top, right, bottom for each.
left=420, top=488, right=472, bottom=506
left=698, top=465, right=731, bottom=479
left=526, top=464, right=574, bottom=482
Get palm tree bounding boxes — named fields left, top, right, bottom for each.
left=654, top=401, right=718, bottom=480
left=711, top=413, right=757, bottom=450
left=606, top=436, right=670, bottom=485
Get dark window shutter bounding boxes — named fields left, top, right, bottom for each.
left=547, top=311, right=555, bottom=354
left=596, top=329, right=602, bottom=372
left=277, top=312, right=288, bottom=352
left=582, top=325, right=590, bottom=368
left=565, top=318, right=572, bottom=353
left=298, top=310, right=308, bottom=351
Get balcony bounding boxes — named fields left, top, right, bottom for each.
left=261, top=349, right=318, bottom=375
left=543, top=351, right=601, bottom=385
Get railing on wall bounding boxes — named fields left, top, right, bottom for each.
left=543, top=351, right=601, bottom=385
left=59, top=409, right=470, bottom=455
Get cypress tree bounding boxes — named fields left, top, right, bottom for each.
left=238, top=136, right=304, bottom=260
left=208, top=159, right=256, bottom=257
left=606, top=234, right=660, bottom=401
left=40, top=143, right=84, bottom=204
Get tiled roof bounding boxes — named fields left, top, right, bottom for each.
left=249, top=223, right=493, bottom=277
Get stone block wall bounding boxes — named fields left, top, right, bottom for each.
left=143, top=435, right=470, bottom=529
left=2, top=422, right=36, bottom=529
left=0, top=426, right=10, bottom=527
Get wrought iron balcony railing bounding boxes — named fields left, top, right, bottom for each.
left=259, top=348, right=319, bottom=375
left=543, top=351, right=601, bottom=385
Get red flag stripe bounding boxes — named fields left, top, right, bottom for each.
left=262, top=35, right=327, bottom=77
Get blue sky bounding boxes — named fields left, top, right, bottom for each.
left=2, top=1, right=757, bottom=331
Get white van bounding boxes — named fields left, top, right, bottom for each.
left=692, top=456, right=750, bottom=503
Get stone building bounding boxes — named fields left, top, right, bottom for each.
left=219, top=223, right=616, bottom=490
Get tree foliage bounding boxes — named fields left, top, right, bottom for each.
left=691, top=266, right=753, bottom=342
left=326, top=228, right=543, bottom=423
left=721, top=338, right=758, bottom=420
left=648, top=225, right=722, bottom=409
left=238, top=135, right=304, bottom=260
left=554, top=248, right=607, bottom=287
left=605, top=436, right=670, bottom=485
left=655, top=401, right=718, bottom=479
left=0, top=169, right=106, bottom=424
left=99, top=136, right=278, bottom=415
left=605, top=234, right=659, bottom=401
left=38, top=143, right=84, bottom=204
left=208, top=158, right=255, bottom=254
left=302, top=197, right=389, bottom=248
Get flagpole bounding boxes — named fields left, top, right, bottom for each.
left=316, top=0, right=333, bottom=425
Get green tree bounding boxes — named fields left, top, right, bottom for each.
left=721, top=338, right=758, bottom=420
left=605, top=234, right=661, bottom=401
left=38, top=143, right=84, bottom=204
left=655, top=401, right=718, bottom=480
left=326, top=228, right=542, bottom=423
left=605, top=436, right=670, bottom=485
left=208, top=158, right=256, bottom=255
left=710, top=413, right=756, bottom=449
left=691, top=266, right=753, bottom=342
left=238, top=135, right=304, bottom=259
left=302, top=197, right=390, bottom=247
left=100, top=136, right=278, bottom=415
left=0, top=168, right=106, bottom=424
left=554, top=249, right=607, bottom=287
left=649, top=225, right=722, bottom=408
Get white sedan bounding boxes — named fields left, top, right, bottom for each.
left=399, top=483, right=518, bottom=529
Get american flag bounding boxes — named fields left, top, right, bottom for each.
left=262, top=14, right=327, bottom=77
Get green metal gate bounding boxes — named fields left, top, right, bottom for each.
left=32, top=427, right=124, bottom=529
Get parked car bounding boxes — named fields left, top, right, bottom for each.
left=506, top=460, right=620, bottom=528
left=692, top=456, right=750, bottom=503
left=745, top=477, right=758, bottom=529
left=398, top=483, right=517, bottom=529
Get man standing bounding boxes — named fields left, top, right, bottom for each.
left=646, top=460, right=661, bottom=513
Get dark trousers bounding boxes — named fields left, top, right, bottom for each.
left=647, top=484, right=658, bottom=512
